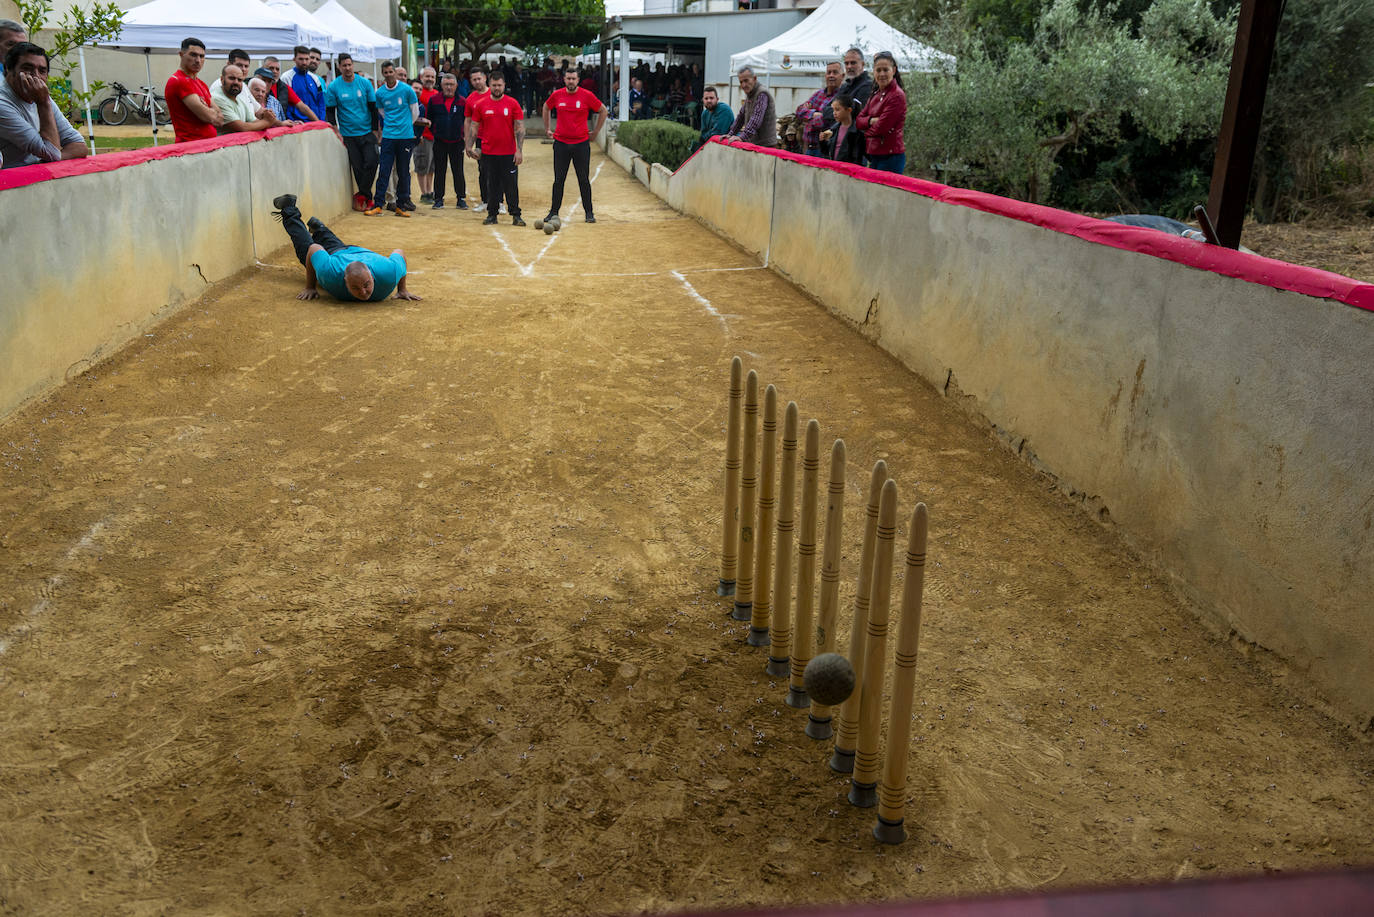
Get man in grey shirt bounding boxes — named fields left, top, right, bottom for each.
left=0, top=42, right=86, bottom=169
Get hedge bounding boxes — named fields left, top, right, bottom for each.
left=614, top=119, right=698, bottom=172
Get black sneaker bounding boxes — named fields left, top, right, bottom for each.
left=307, top=216, right=324, bottom=232
left=432, top=200, right=444, bottom=209
left=544, top=212, right=557, bottom=223
left=482, top=215, right=498, bottom=225
left=456, top=200, right=468, bottom=210
left=271, top=193, right=297, bottom=210
left=585, top=214, right=596, bottom=223
left=512, top=217, right=526, bottom=227
left=400, top=200, right=417, bottom=212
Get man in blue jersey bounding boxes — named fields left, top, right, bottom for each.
left=286, top=45, right=325, bottom=122
left=325, top=52, right=379, bottom=211
left=271, top=194, right=420, bottom=302
left=365, top=59, right=425, bottom=217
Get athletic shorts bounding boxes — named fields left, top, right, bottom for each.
left=413, top=137, right=435, bottom=173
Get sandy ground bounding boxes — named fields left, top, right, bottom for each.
left=1, top=141, right=1371, bottom=916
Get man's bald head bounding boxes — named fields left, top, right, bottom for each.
left=344, top=262, right=374, bottom=300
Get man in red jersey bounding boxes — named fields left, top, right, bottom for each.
left=467, top=70, right=525, bottom=226
left=462, top=67, right=489, bottom=209
left=165, top=37, right=222, bottom=143
left=541, top=67, right=606, bottom=224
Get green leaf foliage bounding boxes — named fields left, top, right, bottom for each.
left=904, top=0, right=1233, bottom=204
left=400, top=0, right=605, bottom=63
left=614, top=119, right=698, bottom=172
left=16, top=0, right=124, bottom=118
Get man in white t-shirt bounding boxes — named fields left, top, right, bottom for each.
left=210, top=65, right=278, bottom=134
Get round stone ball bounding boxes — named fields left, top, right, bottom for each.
left=804, top=652, right=856, bottom=706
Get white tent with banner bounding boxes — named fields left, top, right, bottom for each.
left=263, top=0, right=350, bottom=56
left=312, top=0, right=403, bottom=65
left=84, top=0, right=327, bottom=146
left=729, top=0, right=955, bottom=93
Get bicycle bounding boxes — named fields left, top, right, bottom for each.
left=97, top=81, right=171, bottom=126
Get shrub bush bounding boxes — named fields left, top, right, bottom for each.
left=615, top=119, right=698, bottom=172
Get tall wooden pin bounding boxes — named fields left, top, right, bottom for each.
left=874, top=503, right=929, bottom=844
left=806, top=438, right=846, bottom=739
left=787, top=419, right=821, bottom=709
left=849, top=478, right=898, bottom=808
left=748, top=385, right=778, bottom=647
left=716, top=357, right=742, bottom=597
left=733, top=371, right=759, bottom=621
left=766, top=402, right=799, bottom=678
left=830, top=460, right=888, bottom=772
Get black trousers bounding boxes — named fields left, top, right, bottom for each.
left=550, top=139, right=592, bottom=215
left=279, top=204, right=346, bottom=265
left=433, top=140, right=465, bottom=203
left=477, top=143, right=491, bottom=203
left=484, top=153, right=519, bottom=218
left=342, top=133, right=378, bottom=198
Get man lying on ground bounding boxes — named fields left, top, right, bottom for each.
left=271, top=193, right=421, bottom=302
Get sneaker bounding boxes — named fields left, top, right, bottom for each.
left=363, top=206, right=385, bottom=216
left=420, top=193, right=433, bottom=204
left=307, top=216, right=324, bottom=232
left=364, top=198, right=376, bottom=210
left=432, top=200, right=444, bottom=209
left=512, top=217, right=526, bottom=227
left=271, top=193, right=297, bottom=210
left=544, top=212, right=558, bottom=223
left=351, top=192, right=366, bottom=212
left=585, top=214, right=596, bottom=223
left=482, top=215, right=498, bottom=225
left=394, top=207, right=411, bottom=218
left=456, top=200, right=468, bottom=210
left=499, top=203, right=508, bottom=215
left=400, top=200, right=417, bottom=212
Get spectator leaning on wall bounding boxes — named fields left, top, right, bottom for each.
left=287, top=45, right=325, bottom=122
left=819, top=93, right=864, bottom=164
left=0, top=20, right=29, bottom=76
left=692, top=86, right=732, bottom=153
left=836, top=47, right=874, bottom=114
left=209, top=49, right=252, bottom=102
left=725, top=66, right=776, bottom=147
left=325, top=53, right=380, bottom=212
left=260, top=57, right=316, bottom=121
left=210, top=64, right=278, bottom=135
left=165, top=37, right=223, bottom=143
left=0, top=42, right=87, bottom=169
left=795, top=61, right=841, bottom=157
left=855, top=51, right=906, bottom=174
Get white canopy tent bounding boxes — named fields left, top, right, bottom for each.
left=312, top=0, right=403, bottom=65
left=85, top=0, right=327, bottom=146
left=729, top=0, right=955, bottom=79
left=263, top=0, right=349, bottom=56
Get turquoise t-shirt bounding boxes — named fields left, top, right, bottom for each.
left=375, top=81, right=418, bottom=140
left=310, top=246, right=406, bottom=302
left=324, top=75, right=376, bottom=136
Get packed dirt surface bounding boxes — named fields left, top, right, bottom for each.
left=1, top=141, right=1371, bottom=916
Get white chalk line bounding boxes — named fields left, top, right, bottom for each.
left=524, top=160, right=606, bottom=275
left=671, top=270, right=728, bottom=332
left=1, top=517, right=113, bottom=656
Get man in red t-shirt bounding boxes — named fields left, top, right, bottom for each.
left=164, top=37, right=222, bottom=143
left=462, top=67, right=490, bottom=207
left=466, top=71, right=525, bottom=226
left=541, top=67, right=606, bottom=224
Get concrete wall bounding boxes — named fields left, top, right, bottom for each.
left=606, top=133, right=1374, bottom=729
left=1, top=127, right=350, bottom=419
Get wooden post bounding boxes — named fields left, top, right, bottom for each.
left=1206, top=0, right=1284, bottom=249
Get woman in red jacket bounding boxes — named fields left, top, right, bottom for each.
left=855, top=51, right=906, bottom=174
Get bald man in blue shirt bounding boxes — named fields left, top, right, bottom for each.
left=271, top=194, right=421, bottom=302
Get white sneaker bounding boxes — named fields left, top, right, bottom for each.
left=499, top=204, right=508, bottom=215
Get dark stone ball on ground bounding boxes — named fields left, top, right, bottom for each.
left=804, top=652, right=855, bottom=706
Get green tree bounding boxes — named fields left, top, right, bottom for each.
left=905, top=0, right=1233, bottom=203
left=16, top=0, right=124, bottom=118
left=400, top=0, right=604, bottom=64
